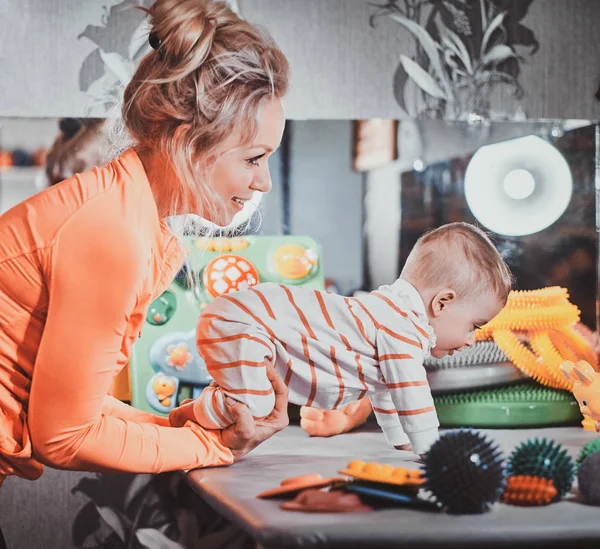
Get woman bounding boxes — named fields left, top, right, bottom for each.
left=0, top=0, right=289, bottom=485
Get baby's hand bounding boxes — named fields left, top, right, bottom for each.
left=300, top=399, right=372, bottom=437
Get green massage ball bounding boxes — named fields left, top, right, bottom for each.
left=577, top=437, right=600, bottom=470
left=507, top=437, right=575, bottom=500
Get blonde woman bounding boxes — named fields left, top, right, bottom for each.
left=0, top=0, right=289, bottom=486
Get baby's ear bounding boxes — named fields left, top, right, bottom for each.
left=573, top=360, right=596, bottom=386
left=559, top=361, right=578, bottom=383
left=431, top=289, right=456, bottom=316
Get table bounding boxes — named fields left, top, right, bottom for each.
left=187, top=424, right=600, bottom=548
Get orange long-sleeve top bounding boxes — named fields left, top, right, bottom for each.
left=0, top=148, right=233, bottom=481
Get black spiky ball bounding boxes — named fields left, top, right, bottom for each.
left=578, top=451, right=600, bottom=506
left=577, top=437, right=600, bottom=470
left=507, top=438, right=574, bottom=500
left=422, top=430, right=506, bottom=514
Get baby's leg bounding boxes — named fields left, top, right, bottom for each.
left=193, top=315, right=276, bottom=430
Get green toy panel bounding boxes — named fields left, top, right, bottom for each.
left=130, top=235, right=325, bottom=416
left=434, top=382, right=583, bottom=428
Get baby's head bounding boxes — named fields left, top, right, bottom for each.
left=401, top=222, right=512, bottom=358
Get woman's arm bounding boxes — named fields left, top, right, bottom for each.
left=102, top=395, right=169, bottom=427
left=28, top=201, right=232, bottom=473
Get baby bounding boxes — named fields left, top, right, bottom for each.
left=189, top=222, right=512, bottom=456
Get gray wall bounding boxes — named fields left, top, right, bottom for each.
left=2, top=0, right=600, bottom=120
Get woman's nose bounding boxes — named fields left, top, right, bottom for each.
left=252, top=166, right=272, bottom=193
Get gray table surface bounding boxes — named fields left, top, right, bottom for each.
left=187, top=424, right=600, bottom=548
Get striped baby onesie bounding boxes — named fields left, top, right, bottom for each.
left=194, top=279, right=440, bottom=454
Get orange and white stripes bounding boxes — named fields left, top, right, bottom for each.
left=193, top=280, right=440, bottom=455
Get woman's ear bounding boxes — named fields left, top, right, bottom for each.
left=431, top=289, right=456, bottom=317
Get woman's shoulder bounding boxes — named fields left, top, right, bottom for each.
left=0, top=149, right=152, bottom=265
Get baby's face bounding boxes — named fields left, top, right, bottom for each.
left=428, top=290, right=504, bottom=358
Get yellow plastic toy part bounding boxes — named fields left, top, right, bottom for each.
left=339, top=460, right=424, bottom=486
left=493, top=330, right=567, bottom=390
left=529, top=332, right=572, bottom=391
left=483, top=303, right=580, bottom=332
left=505, top=287, right=569, bottom=308
left=473, top=287, right=598, bottom=398
left=558, top=326, right=597, bottom=367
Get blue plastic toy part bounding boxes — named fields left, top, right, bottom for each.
left=148, top=330, right=213, bottom=385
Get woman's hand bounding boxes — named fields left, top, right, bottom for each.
left=169, top=367, right=289, bottom=462
left=220, top=366, right=289, bottom=461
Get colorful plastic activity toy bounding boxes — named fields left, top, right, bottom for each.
left=130, top=235, right=324, bottom=415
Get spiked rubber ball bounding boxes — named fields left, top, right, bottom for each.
left=422, top=430, right=506, bottom=514
left=578, top=451, right=600, bottom=506
left=507, top=438, right=574, bottom=500
left=577, top=437, right=600, bottom=470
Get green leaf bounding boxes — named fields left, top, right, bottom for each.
left=124, top=474, right=155, bottom=512
left=388, top=14, right=451, bottom=96
left=443, top=27, right=473, bottom=75
left=98, top=49, right=134, bottom=84
left=400, top=55, right=447, bottom=100
left=136, top=528, right=186, bottom=549
left=481, top=12, right=506, bottom=56
left=96, top=506, right=128, bottom=543
left=482, top=44, right=516, bottom=65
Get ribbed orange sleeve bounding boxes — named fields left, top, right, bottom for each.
left=27, top=199, right=233, bottom=473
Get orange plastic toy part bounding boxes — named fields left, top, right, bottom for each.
left=560, top=360, right=600, bottom=434
left=257, top=473, right=344, bottom=499
left=339, top=460, right=424, bottom=487
left=202, top=254, right=259, bottom=298
left=501, top=475, right=557, bottom=506
left=272, top=244, right=318, bottom=280
left=280, top=489, right=373, bottom=513
left=194, top=237, right=249, bottom=252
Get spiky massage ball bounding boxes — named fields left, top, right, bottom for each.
left=422, top=430, right=506, bottom=514
left=507, top=438, right=574, bottom=500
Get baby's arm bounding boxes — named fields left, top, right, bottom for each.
left=376, top=328, right=439, bottom=456
left=193, top=306, right=277, bottom=430
left=370, top=392, right=410, bottom=448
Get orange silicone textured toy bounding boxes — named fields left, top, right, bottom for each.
left=475, top=287, right=598, bottom=391
left=501, top=475, right=557, bottom=506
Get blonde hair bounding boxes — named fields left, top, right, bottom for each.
left=402, top=222, right=513, bottom=303
left=120, top=0, right=289, bottom=226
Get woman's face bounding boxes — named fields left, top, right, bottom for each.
left=209, top=98, right=285, bottom=226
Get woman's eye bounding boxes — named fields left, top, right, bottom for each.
left=246, top=154, right=264, bottom=166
